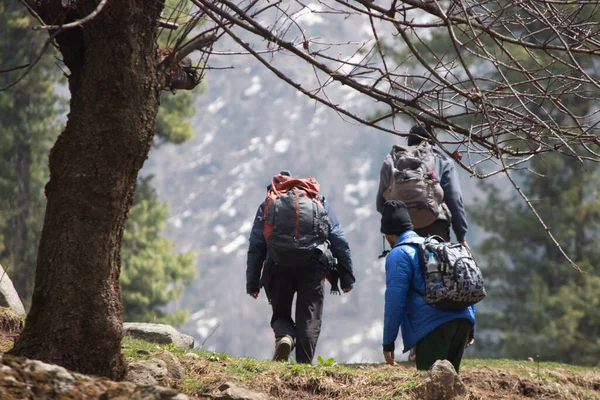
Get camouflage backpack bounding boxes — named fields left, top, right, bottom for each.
left=262, top=175, right=330, bottom=267
left=398, top=236, right=486, bottom=310
left=383, top=142, right=444, bottom=229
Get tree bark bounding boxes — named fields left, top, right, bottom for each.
left=9, top=0, right=164, bottom=380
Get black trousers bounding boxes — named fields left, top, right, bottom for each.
left=414, top=219, right=450, bottom=241
left=269, top=267, right=324, bottom=364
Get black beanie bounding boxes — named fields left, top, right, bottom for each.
left=380, top=200, right=414, bottom=235
left=407, top=124, right=432, bottom=146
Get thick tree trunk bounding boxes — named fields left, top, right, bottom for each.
left=9, top=0, right=163, bottom=380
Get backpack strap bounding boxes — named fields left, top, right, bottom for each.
left=393, top=237, right=426, bottom=297
left=422, top=235, right=446, bottom=245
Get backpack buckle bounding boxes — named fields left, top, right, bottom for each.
left=378, top=250, right=390, bottom=259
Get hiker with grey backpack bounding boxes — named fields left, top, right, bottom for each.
left=376, top=124, right=472, bottom=361
left=376, top=124, right=469, bottom=246
left=246, top=171, right=355, bottom=364
left=379, top=200, right=483, bottom=373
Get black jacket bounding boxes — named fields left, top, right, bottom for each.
left=246, top=198, right=355, bottom=295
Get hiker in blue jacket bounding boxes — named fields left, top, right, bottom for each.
left=376, top=124, right=469, bottom=247
left=380, top=200, right=475, bottom=373
left=246, top=171, right=355, bottom=364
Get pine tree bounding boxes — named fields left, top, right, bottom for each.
left=0, top=2, right=62, bottom=305
left=471, top=155, right=600, bottom=365
left=119, top=0, right=201, bottom=322
left=121, top=177, right=196, bottom=325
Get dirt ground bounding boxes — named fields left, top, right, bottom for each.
left=2, top=330, right=599, bottom=400
left=275, top=361, right=600, bottom=400
left=460, top=365, right=600, bottom=400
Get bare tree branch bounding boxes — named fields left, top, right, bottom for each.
left=0, top=31, right=60, bottom=92
left=171, top=32, right=218, bottom=66
left=159, top=20, right=180, bottom=30
left=18, top=0, right=45, bottom=26
left=0, top=64, right=30, bottom=74
left=9, top=0, right=599, bottom=268
left=32, top=0, right=108, bottom=31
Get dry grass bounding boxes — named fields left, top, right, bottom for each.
left=0, top=307, right=22, bottom=353
left=121, top=338, right=600, bottom=400
left=0, top=308, right=22, bottom=335
left=0, top=334, right=598, bottom=399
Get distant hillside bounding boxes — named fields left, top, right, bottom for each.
left=143, top=3, right=485, bottom=363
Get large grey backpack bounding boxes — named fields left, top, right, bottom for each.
left=398, top=236, right=486, bottom=310
left=383, top=142, right=444, bottom=229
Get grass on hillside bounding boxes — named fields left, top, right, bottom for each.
left=121, top=337, right=600, bottom=400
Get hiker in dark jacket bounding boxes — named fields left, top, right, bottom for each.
left=380, top=200, right=475, bottom=373
left=376, top=124, right=469, bottom=246
left=246, top=171, right=355, bottom=364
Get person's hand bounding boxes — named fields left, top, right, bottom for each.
left=408, top=347, right=416, bottom=361
left=249, top=292, right=259, bottom=299
left=383, top=351, right=395, bottom=366
left=460, top=240, right=470, bottom=249
left=342, top=287, right=352, bottom=293
left=465, top=338, right=475, bottom=348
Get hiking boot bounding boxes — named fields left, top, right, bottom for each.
left=273, top=336, right=293, bottom=362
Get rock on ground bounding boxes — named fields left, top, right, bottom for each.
left=208, top=382, right=269, bottom=400
left=411, top=359, right=468, bottom=400
left=125, top=352, right=185, bottom=386
left=0, top=266, right=25, bottom=316
left=157, top=350, right=185, bottom=379
left=123, top=322, right=195, bottom=349
left=126, top=359, right=169, bottom=386
left=0, top=355, right=194, bottom=400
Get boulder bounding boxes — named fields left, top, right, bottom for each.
left=411, top=360, right=468, bottom=400
left=157, top=350, right=185, bottom=380
left=126, top=359, right=169, bottom=386
left=123, top=322, right=194, bottom=349
left=0, top=266, right=25, bottom=315
left=0, top=355, right=191, bottom=399
left=209, top=382, right=268, bottom=400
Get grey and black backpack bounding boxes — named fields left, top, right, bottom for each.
left=383, top=142, right=444, bottom=229
left=398, top=236, right=486, bottom=310
left=262, top=176, right=331, bottom=268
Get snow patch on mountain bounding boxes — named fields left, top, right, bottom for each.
left=295, top=4, right=326, bottom=26
left=244, top=76, right=262, bottom=97
left=274, top=139, right=291, bottom=153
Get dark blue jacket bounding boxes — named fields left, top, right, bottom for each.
left=246, top=198, right=355, bottom=294
left=383, top=230, right=475, bottom=352
left=376, top=148, right=468, bottom=242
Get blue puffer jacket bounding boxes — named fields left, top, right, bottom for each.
left=246, top=198, right=355, bottom=294
left=383, top=230, right=475, bottom=353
